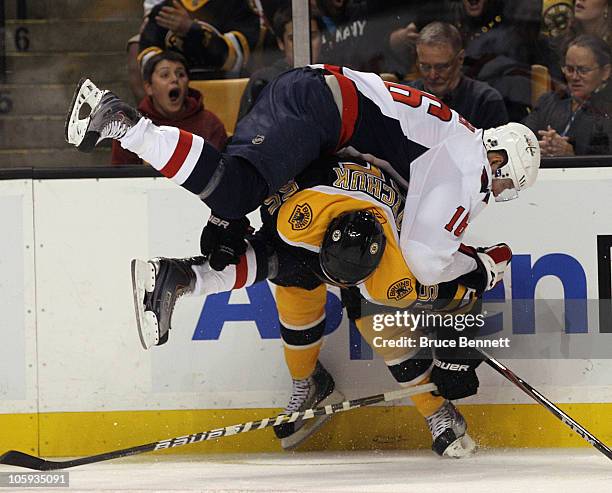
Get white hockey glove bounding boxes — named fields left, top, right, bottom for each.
left=457, top=243, right=512, bottom=294
left=477, top=243, right=512, bottom=291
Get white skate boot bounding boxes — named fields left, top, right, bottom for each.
left=65, top=78, right=141, bottom=152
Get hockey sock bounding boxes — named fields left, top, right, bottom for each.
left=276, top=285, right=327, bottom=380
left=283, top=343, right=323, bottom=380
left=119, top=118, right=222, bottom=195
left=191, top=241, right=264, bottom=296
left=410, top=375, right=446, bottom=417
left=383, top=350, right=444, bottom=416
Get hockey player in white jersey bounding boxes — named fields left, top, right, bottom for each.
left=65, top=65, right=539, bottom=295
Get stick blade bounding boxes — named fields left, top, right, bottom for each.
left=0, top=450, right=57, bottom=471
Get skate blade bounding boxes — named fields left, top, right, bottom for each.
left=64, top=78, right=105, bottom=150
left=443, top=433, right=477, bottom=459
left=280, top=389, right=345, bottom=450
left=131, top=259, right=159, bottom=350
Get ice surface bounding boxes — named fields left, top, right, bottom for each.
left=1, top=449, right=610, bottom=492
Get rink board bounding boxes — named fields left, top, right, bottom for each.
left=0, top=168, right=611, bottom=456
left=32, top=403, right=612, bottom=456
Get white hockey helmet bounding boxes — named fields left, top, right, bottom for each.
left=483, top=123, right=541, bottom=202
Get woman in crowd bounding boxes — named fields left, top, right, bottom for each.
left=523, top=34, right=612, bottom=156
left=565, top=0, right=611, bottom=47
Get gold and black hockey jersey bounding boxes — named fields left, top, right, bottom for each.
left=139, top=0, right=261, bottom=76
left=261, top=156, right=428, bottom=309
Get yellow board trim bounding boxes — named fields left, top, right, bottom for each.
left=0, top=413, right=38, bottom=454
left=2, top=404, right=611, bottom=457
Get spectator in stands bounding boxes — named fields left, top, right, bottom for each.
left=553, top=0, right=612, bottom=55
left=138, top=0, right=261, bottom=80
left=455, top=0, right=563, bottom=121
left=384, top=1, right=562, bottom=119
left=386, top=1, right=448, bottom=77
left=243, top=0, right=281, bottom=75
left=406, top=22, right=508, bottom=129
left=523, top=35, right=612, bottom=156
left=127, top=1, right=167, bottom=103
left=315, top=0, right=386, bottom=72
left=568, top=0, right=611, bottom=45
left=112, top=51, right=227, bottom=165
left=237, top=6, right=323, bottom=120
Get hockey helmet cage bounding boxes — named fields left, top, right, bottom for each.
left=319, top=210, right=386, bottom=287
left=483, top=123, right=540, bottom=202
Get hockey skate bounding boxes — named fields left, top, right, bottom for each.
left=274, top=361, right=344, bottom=450
left=65, top=78, right=141, bottom=152
left=131, top=257, right=200, bottom=350
left=426, top=400, right=476, bottom=458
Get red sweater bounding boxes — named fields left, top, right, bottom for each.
left=111, top=88, right=228, bottom=165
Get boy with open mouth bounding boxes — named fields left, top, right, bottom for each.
left=111, top=50, right=228, bottom=165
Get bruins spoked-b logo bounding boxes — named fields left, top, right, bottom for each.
left=387, top=278, right=413, bottom=301
left=542, top=0, right=572, bottom=38
left=289, top=203, right=313, bottom=230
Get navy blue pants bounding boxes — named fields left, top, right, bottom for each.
left=227, top=67, right=342, bottom=192
left=205, top=67, right=342, bottom=217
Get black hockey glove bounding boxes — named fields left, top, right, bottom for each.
left=430, top=347, right=484, bottom=400
left=200, top=214, right=253, bottom=271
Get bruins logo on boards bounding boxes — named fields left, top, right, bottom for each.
left=289, top=203, right=313, bottom=230
left=387, top=278, right=413, bottom=301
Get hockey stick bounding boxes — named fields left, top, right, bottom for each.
left=481, top=350, right=612, bottom=461
left=0, top=382, right=437, bottom=470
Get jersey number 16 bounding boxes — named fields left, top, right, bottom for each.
left=444, top=206, right=469, bottom=237
left=385, top=82, right=475, bottom=132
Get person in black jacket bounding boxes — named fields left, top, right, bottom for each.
left=383, top=1, right=563, bottom=120
left=138, top=0, right=261, bottom=79
left=407, top=21, right=508, bottom=129
left=454, top=0, right=563, bottom=121
left=553, top=0, right=612, bottom=56
left=523, top=34, right=612, bottom=156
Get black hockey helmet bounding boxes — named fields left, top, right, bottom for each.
left=319, top=210, right=386, bottom=287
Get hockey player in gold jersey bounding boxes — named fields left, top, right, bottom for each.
left=131, top=156, right=512, bottom=458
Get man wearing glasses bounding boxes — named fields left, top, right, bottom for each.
left=407, top=22, right=509, bottom=130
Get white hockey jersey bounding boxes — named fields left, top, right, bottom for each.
left=321, top=65, right=492, bottom=285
